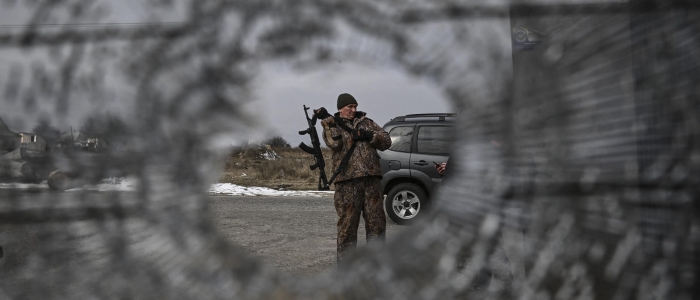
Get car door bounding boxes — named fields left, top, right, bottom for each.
left=379, top=125, right=414, bottom=181
left=410, top=125, right=453, bottom=190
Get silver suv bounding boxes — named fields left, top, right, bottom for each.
left=378, top=114, right=454, bottom=225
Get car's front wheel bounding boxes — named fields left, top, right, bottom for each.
left=385, top=183, right=428, bottom=225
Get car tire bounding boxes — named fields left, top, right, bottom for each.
left=385, top=183, right=429, bottom=225
left=513, top=28, right=528, bottom=43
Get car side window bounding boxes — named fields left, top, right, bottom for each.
left=416, top=126, right=452, bottom=155
left=387, top=126, right=413, bottom=152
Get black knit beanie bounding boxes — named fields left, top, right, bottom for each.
left=337, top=93, right=358, bottom=110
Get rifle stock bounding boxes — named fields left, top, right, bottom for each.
left=298, top=105, right=330, bottom=191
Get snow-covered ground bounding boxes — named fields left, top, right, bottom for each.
left=0, top=178, right=334, bottom=197
left=208, top=183, right=333, bottom=197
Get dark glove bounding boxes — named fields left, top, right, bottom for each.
left=352, top=129, right=374, bottom=141
left=314, top=107, right=332, bottom=120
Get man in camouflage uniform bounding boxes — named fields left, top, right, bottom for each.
left=315, top=93, right=391, bottom=265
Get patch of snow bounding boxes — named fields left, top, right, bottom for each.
left=208, top=183, right=334, bottom=197
left=0, top=181, right=49, bottom=189
left=67, top=177, right=138, bottom=192
left=260, top=149, right=280, bottom=161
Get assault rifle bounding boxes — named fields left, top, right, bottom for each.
left=298, top=105, right=331, bottom=190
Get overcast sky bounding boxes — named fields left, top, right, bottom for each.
left=251, top=63, right=451, bottom=147
left=0, top=1, right=452, bottom=147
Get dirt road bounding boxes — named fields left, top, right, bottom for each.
left=209, top=195, right=402, bottom=276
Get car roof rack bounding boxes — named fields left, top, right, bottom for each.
left=392, top=113, right=456, bottom=122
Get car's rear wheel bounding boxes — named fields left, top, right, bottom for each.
left=385, top=183, right=428, bottom=225
left=513, top=28, right=528, bottom=43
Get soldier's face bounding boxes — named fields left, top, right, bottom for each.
left=339, top=104, right=357, bottom=119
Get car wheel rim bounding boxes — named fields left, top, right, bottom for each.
left=514, top=29, right=528, bottom=42
left=391, top=190, right=420, bottom=220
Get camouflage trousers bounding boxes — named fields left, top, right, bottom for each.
left=333, top=176, right=386, bottom=264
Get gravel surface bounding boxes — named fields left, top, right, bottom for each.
left=0, top=190, right=404, bottom=291
left=209, top=195, right=402, bottom=276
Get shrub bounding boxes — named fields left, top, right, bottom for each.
left=264, top=135, right=290, bottom=148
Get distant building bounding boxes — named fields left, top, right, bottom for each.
left=0, top=117, right=21, bottom=154
left=58, top=131, right=103, bottom=151
left=0, top=117, right=47, bottom=154
left=59, top=131, right=85, bottom=148
left=19, top=132, right=47, bottom=151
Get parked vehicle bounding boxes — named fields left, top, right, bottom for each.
left=378, top=113, right=454, bottom=225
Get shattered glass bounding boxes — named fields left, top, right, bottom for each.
left=0, top=0, right=698, bottom=299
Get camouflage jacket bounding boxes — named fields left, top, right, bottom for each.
left=320, top=111, right=391, bottom=183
